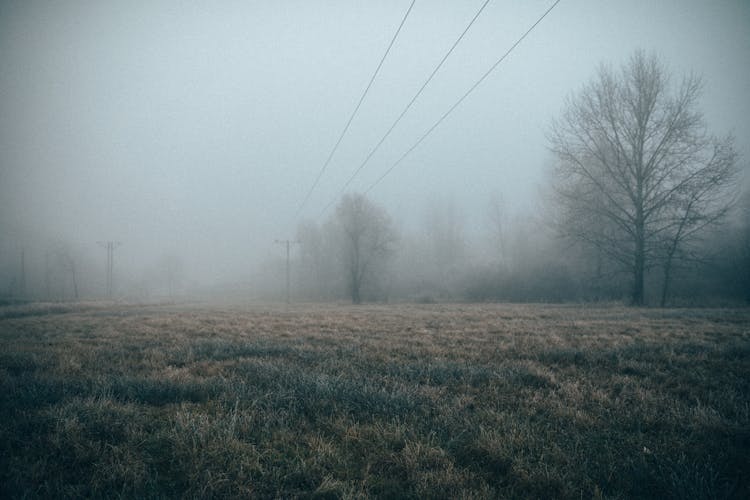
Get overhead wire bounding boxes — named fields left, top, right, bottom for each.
left=295, top=0, right=417, bottom=216
left=363, top=0, right=562, bottom=196
left=318, top=0, right=493, bottom=218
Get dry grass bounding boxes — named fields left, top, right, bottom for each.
left=1, top=302, right=748, bottom=498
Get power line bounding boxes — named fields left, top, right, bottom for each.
left=295, top=0, right=417, bottom=216
left=364, top=0, right=561, bottom=196
left=319, top=0, right=493, bottom=218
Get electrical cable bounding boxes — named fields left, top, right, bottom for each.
left=363, top=0, right=561, bottom=196
left=318, top=0, right=493, bottom=218
left=295, top=0, right=417, bottom=216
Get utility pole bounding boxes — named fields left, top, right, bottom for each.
left=275, top=239, right=297, bottom=304
left=19, top=248, right=26, bottom=298
left=97, top=241, right=122, bottom=298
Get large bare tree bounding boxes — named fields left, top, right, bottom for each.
left=549, top=51, right=738, bottom=305
left=335, top=193, right=396, bottom=304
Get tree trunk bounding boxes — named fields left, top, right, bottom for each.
left=633, top=220, right=646, bottom=306
left=660, top=258, right=672, bottom=307
left=350, top=270, right=361, bottom=304
left=633, top=255, right=644, bottom=305
left=350, top=247, right=361, bottom=304
left=660, top=237, right=681, bottom=307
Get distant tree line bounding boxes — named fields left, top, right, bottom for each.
left=293, top=51, right=746, bottom=306
left=293, top=187, right=747, bottom=306
left=2, top=51, right=745, bottom=307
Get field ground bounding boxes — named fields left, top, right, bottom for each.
left=1, top=301, right=748, bottom=499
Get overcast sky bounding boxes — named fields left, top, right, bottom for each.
left=1, top=0, right=748, bottom=284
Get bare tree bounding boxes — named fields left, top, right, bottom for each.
left=423, top=197, right=465, bottom=290
left=335, top=193, right=397, bottom=304
left=549, top=50, right=738, bottom=305
left=296, top=220, right=338, bottom=299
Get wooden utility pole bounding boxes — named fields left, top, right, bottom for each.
left=97, top=241, right=122, bottom=298
left=275, top=239, right=297, bottom=304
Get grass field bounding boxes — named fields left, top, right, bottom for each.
left=1, top=302, right=748, bottom=499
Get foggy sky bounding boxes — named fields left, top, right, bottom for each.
left=1, top=0, right=748, bottom=286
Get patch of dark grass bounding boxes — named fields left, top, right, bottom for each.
left=721, top=340, right=750, bottom=361
left=379, top=360, right=499, bottom=389
left=189, top=339, right=305, bottom=362
left=0, top=351, right=45, bottom=375
left=535, top=347, right=591, bottom=367
left=107, top=376, right=226, bottom=406
left=231, top=360, right=428, bottom=423
left=1, top=374, right=93, bottom=409
left=448, top=435, right=512, bottom=481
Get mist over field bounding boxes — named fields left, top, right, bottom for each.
left=2, top=3, right=750, bottom=498
left=1, top=0, right=748, bottom=305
